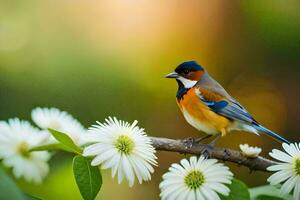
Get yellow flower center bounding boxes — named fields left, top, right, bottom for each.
left=114, top=135, right=134, bottom=155
left=295, top=158, right=300, bottom=175
left=17, top=142, right=31, bottom=158
left=184, top=170, right=205, bottom=190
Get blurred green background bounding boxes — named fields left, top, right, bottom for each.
left=0, top=0, right=300, bottom=199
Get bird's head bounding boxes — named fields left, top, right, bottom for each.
left=166, top=61, right=205, bottom=88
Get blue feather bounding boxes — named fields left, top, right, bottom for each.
left=175, top=61, right=204, bottom=73
left=197, top=92, right=291, bottom=144
left=207, top=100, right=228, bottom=111
left=254, top=124, right=290, bottom=144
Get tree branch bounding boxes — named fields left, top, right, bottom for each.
left=150, top=136, right=276, bottom=172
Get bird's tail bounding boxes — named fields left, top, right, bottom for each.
left=254, top=124, right=290, bottom=144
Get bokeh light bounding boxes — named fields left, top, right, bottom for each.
left=0, top=0, right=299, bottom=199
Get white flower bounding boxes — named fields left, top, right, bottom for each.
left=83, top=117, right=157, bottom=187
left=31, top=107, right=86, bottom=145
left=239, top=144, right=262, bottom=158
left=267, top=143, right=300, bottom=200
left=0, top=118, right=50, bottom=184
left=159, top=156, right=233, bottom=200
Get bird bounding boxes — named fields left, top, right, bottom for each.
left=166, top=60, right=290, bottom=144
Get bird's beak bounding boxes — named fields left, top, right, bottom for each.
left=165, top=71, right=179, bottom=79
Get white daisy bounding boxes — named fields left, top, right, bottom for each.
left=239, top=144, right=262, bottom=158
left=0, top=118, right=50, bottom=184
left=159, top=156, right=233, bottom=200
left=31, top=107, right=86, bottom=145
left=83, top=117, right=157, bottom=187
left=267, top=143, right=300, bottom=200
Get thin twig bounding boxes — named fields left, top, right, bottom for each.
left=150, top=136, right=276, bottom=172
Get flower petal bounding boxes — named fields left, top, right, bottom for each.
left=269, top=149, right=293, bottom=163
left=268, top=170, right=293, bottom=185
left=280, top=176, right=297, bottom=195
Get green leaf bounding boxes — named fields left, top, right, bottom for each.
left=73, top=155, right=102, bottom=200
left=24, top=194, right=42, bottom=200
left=29, top=143, right=67, bottom=152
left=0, top=168, right=26, bottom=200
left=221, top=178, right=250, bottom=200
left=48, top=128, right=82, bottom=154
left=255, top=195, right=284, bottom=200
left=250, top=185, right=293, bottom=200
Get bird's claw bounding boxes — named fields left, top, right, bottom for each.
left=224, top=149, right=231, bottom=160
left=183, top=137, right=195, bottom=149
left=182, top=136, right=217, bottom=158
left=201, top=144, right=214, bottom=158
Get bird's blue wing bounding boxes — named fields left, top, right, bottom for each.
left=196, top=83, right=290, bottom=144
left=196, top=93, right=256, bottom=124
left=218, top=101, right=257, bottom=123
left=196, top=91, right=291, bottom=143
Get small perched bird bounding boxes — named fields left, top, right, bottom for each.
left=166, top=61, right=290, bottom=144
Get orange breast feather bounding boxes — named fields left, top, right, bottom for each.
left=177, top=88, right=231, bottom=135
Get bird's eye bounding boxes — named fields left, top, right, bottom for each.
left=183, top=70, right=190, bottom=75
